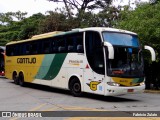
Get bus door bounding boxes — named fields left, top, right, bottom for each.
left=84, top=31, right=105, bottom=95
left=83, top=66, right=105, bottom=95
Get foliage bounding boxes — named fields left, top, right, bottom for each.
left=0, top=12, right=45, bottom=44
left=117, top=2, right=160, bottom=62
left=74, top=6, right=119, bottom=28
left=38, top=11, right=71, bottom=33
left=18, top=13, right=45, bottom=39
left=47, top=0, right=112, bottom=18
left=0, top=12, right=13, bottom=25
left=0, top=11, right=27, bottom=25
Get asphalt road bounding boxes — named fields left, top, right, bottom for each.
left=0, top=77, right=159, bottom=120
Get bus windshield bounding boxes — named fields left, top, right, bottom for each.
left=103, top=32, right=144, bottom=78
left=103, top=32, right=139, bottom=47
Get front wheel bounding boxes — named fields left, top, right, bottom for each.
left=69, top=78, right=82, bottom=97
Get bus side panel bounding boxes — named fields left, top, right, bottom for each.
left=5, top=55, right=45, bottom=82
left=33, top=53, right=68, bottom=88
left=59, top=53, right=85, bottom=90
left=5, top=56, right=18, bottom=80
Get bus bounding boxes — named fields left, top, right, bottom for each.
left=0, top=46, right=5, bottom=76
left=5, top=27, right=156, bottom=96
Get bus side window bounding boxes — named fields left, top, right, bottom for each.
left=31, top=43, right=38, bottom=54
left=12, top=45, right=18, bottom=56
left=43, top=40, right=51, bottom=54
left=66, top=35, right=74, bottom=52
left=58, top=46, right=65, bottom=52
left=6, top=46, right=12, bottom=56
left=65, top=32, right=83, bottom=53
left=75, top=33, right=83, bottom=53
left=77, top=44, right=83, bottom=53
left=25, top=44, right=30, bottom=54
left=52, top=41, right=58, bottom=53
left=68, top=45, right=74, bottom=52
left=57, top=37, right=66, bottom=53
left=19, top=44, right=24, bottom=55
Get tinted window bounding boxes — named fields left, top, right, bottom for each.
left=66, top=32, right=84, bottom=53
left=42, top=39, right=51, bottom=54
left=85, top=31, right=104, bottom=74
left=6, top=32, right=84, bottom=56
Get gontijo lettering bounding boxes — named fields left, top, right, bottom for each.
left=17, top=58, right=36, bottom=64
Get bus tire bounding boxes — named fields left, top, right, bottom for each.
left=13, top=72, right=19, bottom=85
left=19, top=73, right=25, bottom=87
left=69, top=77, right=82, bottom=97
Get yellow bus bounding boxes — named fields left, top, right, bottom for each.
left=5, top=27, right=156, bottom=96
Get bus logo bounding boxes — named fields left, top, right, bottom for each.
left=87, top=81, right=100, bottom=91
left=17, top=58, right=36, bottom=64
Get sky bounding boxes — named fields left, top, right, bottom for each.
left=0, top=0, right=149, bottom=17
left=0, top=0, right=64, bottom=16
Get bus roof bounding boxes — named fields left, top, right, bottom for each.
left=31, top=31, right=63, bottom=39
left=6, top=27, right=137, bottom=45
left=78, top=27, right=137, bottom=35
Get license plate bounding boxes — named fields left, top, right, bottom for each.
left=128, top=89, right=134, bottom=92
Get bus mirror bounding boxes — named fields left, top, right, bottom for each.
left=144, top=45, right=156, bottom=61
left=103, top=42, right=114, bottom=59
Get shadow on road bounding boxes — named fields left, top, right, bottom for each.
left=0, top=76, right=7, bottom=79
left=82, top=93, right=139, bottom=102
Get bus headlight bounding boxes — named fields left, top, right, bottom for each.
left=140, top=82, right=145, bottom=86
left=107, top=82, right=120, bottom=86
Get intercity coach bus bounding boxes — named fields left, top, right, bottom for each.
left=5, top=27, right=156, bottom=96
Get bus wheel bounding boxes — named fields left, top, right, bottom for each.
left=69, top=77, right=82, bottom=97
left=19, top=73, right=25, bottom=87
left=13, top=72, right=19, bottom=85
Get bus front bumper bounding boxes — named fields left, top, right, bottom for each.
left=105, top=84, right=145, bottom=96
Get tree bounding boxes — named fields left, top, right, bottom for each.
left=18, top=24, right=36, bottom=39
left=74, top=5, right=119, bottom=28
left=38, top=11, right=69, bottom=33
left=47, top=0, right=112, bottom=18
left=18, top=13, right=45, bottom=39
left=0, top=12, right=46, bottom=45
left=0, top=12, right=13, bottom=25
left=0, top=11, right=27, bottom=25
left=47, top=0, right=122, bottom=27
left=149, top=0, right=159, bottom=4
left=13, top=11, right=27, bottom=21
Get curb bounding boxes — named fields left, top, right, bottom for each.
left=144, top=90, right=160, bottom=94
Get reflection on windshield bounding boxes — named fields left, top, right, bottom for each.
left=107, top=47, right=144, bottom=77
